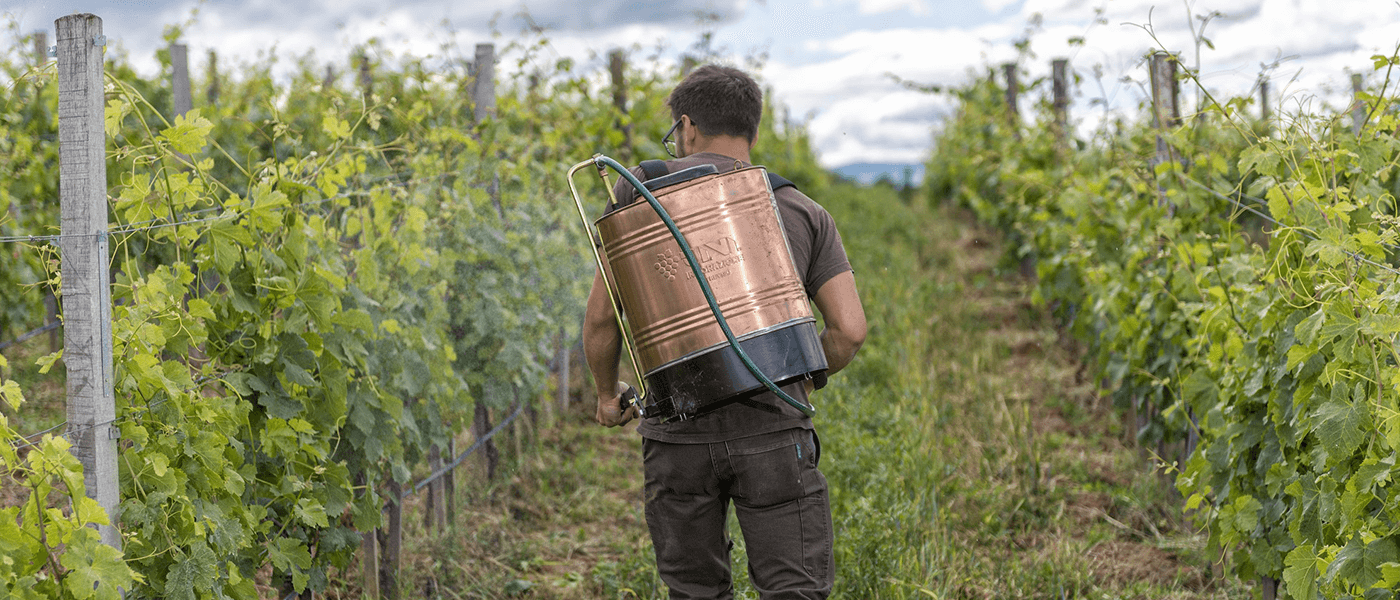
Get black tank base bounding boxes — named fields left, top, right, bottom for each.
left=638, top=320, right=828, bottom=423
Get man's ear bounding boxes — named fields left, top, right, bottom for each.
left=682, top=114, right=699, bottom=146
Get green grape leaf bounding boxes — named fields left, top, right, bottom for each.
left=1285, top=544, right=1323, bottom=600
left=186, top=297, right=215, bottom=320
left=59, top=528, right=133, bottom=600
left=1313, top=393, right=1370, bottom=460
left=1, top=379, right=24, bottom=411
left=1182, top=370, right=1218, bottom=403
left=295, top=498, right=329, bottom=528
left=1296, top=307, right=1326, bottom=346
left=159, top=110, right=214, bottom=155
left=1327, top=535, right=1399, bottom=589
left=1380, top=562, right=1400, bottom=588
left=161, top=542, right=217, bottom=600
left=1239, top=144, right=1283, bottom=178
left=268, top=538, right=313, bottom=592
left=1320, top=301, right=1361, bottom=361
left=1354, top=454, right=1395, bottom=490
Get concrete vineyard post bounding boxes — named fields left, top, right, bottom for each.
left=170, top=43, right=192, bottom=117
left=1052, top=58, right=1069, bottom=148
left=610, top=49, right=631, bottom=161
left=33, top=30, right=47, bottom=65
left=1259, top=79, right=1270, bottom=125
left=1002, top=62, right=1019, bottom=139
left=57, top=12, right=121, bottom=551
left=1149, top=51, right=1180, bottom=208
left=472, top=44, right=495, bottom=122
left=207, top=50, right=220, bottom=105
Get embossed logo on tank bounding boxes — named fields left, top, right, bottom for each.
left=686, top=236, right=744, bottom=281
left=654, top=249, right=680, bottom=281
left=655, top=238, right=744, bottom=282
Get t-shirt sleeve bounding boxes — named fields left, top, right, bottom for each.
left=802, top=205, right=853, bottom=297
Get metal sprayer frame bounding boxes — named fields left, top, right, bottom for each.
left=566, top=156, right=649, bottom=401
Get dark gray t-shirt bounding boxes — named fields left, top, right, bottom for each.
left=607, top=152, right=853, bottom=443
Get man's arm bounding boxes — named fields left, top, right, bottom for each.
left=811, top=270, right=866, bottom=375
left=583, top=269, right=639, bottom=426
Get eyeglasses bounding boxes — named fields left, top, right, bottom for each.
left=662, top=118, right=685, bottom=158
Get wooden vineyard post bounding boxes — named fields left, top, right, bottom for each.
left=1051, top=58, right=1069, bottom=149
left=378, top=478, right=403, bottom=600
left=45, top=292, right=59, bottom=352
left=361, top=530, right=379, bottom=599
left=170, top=43, right=192, bottom=117
left=323, top=65, right=335, bottom=88
left=1261, top=575, right=1278, bottom=600
left=1149, top=51, right=1180, bottom=208
left=57, top=12, right=121, bottom=551
left=472, top=401, right=500, bottom=480
left=1352, top=73, right=1366, bottom=136
left=425, top=445, right=446, bottom=534
left=360, top=471, right=380, bottom=599
left=33, top=30, right=47, bottom=65
left=444, top=437, right=456, bottom=527
left=681, top=55, right=697, bottom=77
left=610, top=49, right=631, bottom=161
left=1002, top=62, right=1019, bottom=139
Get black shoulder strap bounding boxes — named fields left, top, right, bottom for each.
left=607, top=160, right=670, bottom=212
left=766, top=172, right=798, bottom=192
left=640, top=160, right=669, bottom=181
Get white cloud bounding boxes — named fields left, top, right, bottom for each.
left=773, top=0, right=1400, bottom=168
left=981, top=0, right=1021, bottom=12
left=812, top=0, right=932, bottom=16
left=856, top=0, right=929, bottom=15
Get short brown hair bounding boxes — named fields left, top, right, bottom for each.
left=666, top=65, right=763, bottom=143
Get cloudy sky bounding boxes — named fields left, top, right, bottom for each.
left=5, top=0, right=1400, bottom=170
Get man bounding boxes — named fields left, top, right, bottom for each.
left=583, top=64, right=866, bottom=599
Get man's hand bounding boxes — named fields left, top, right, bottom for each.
left=595, top=381, right=640, bottom=427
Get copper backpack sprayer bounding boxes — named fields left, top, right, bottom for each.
left=565, top=154, right=827, bottom=422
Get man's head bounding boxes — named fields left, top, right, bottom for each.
left=666, top=65, right=763, bottom=151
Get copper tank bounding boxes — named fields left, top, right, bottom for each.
left=595, top=166, right=825, bottom=417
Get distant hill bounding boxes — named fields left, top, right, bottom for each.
left=830, top=163, right=926, bottom=187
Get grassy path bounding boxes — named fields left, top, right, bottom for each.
left=315, top=184, right=1253, bottom=599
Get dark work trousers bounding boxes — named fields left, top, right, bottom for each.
left=642, top=428, right=834, bottom=600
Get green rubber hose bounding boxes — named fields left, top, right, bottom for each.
left=596, top=155, right=816, bottom=417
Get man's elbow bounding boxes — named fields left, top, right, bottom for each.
left=847, top=324, right=867, bottom=355
left=837, top=322, right=866, bottom=359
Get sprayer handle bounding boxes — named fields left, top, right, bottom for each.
left=619, top=385, right=639, bottom=414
